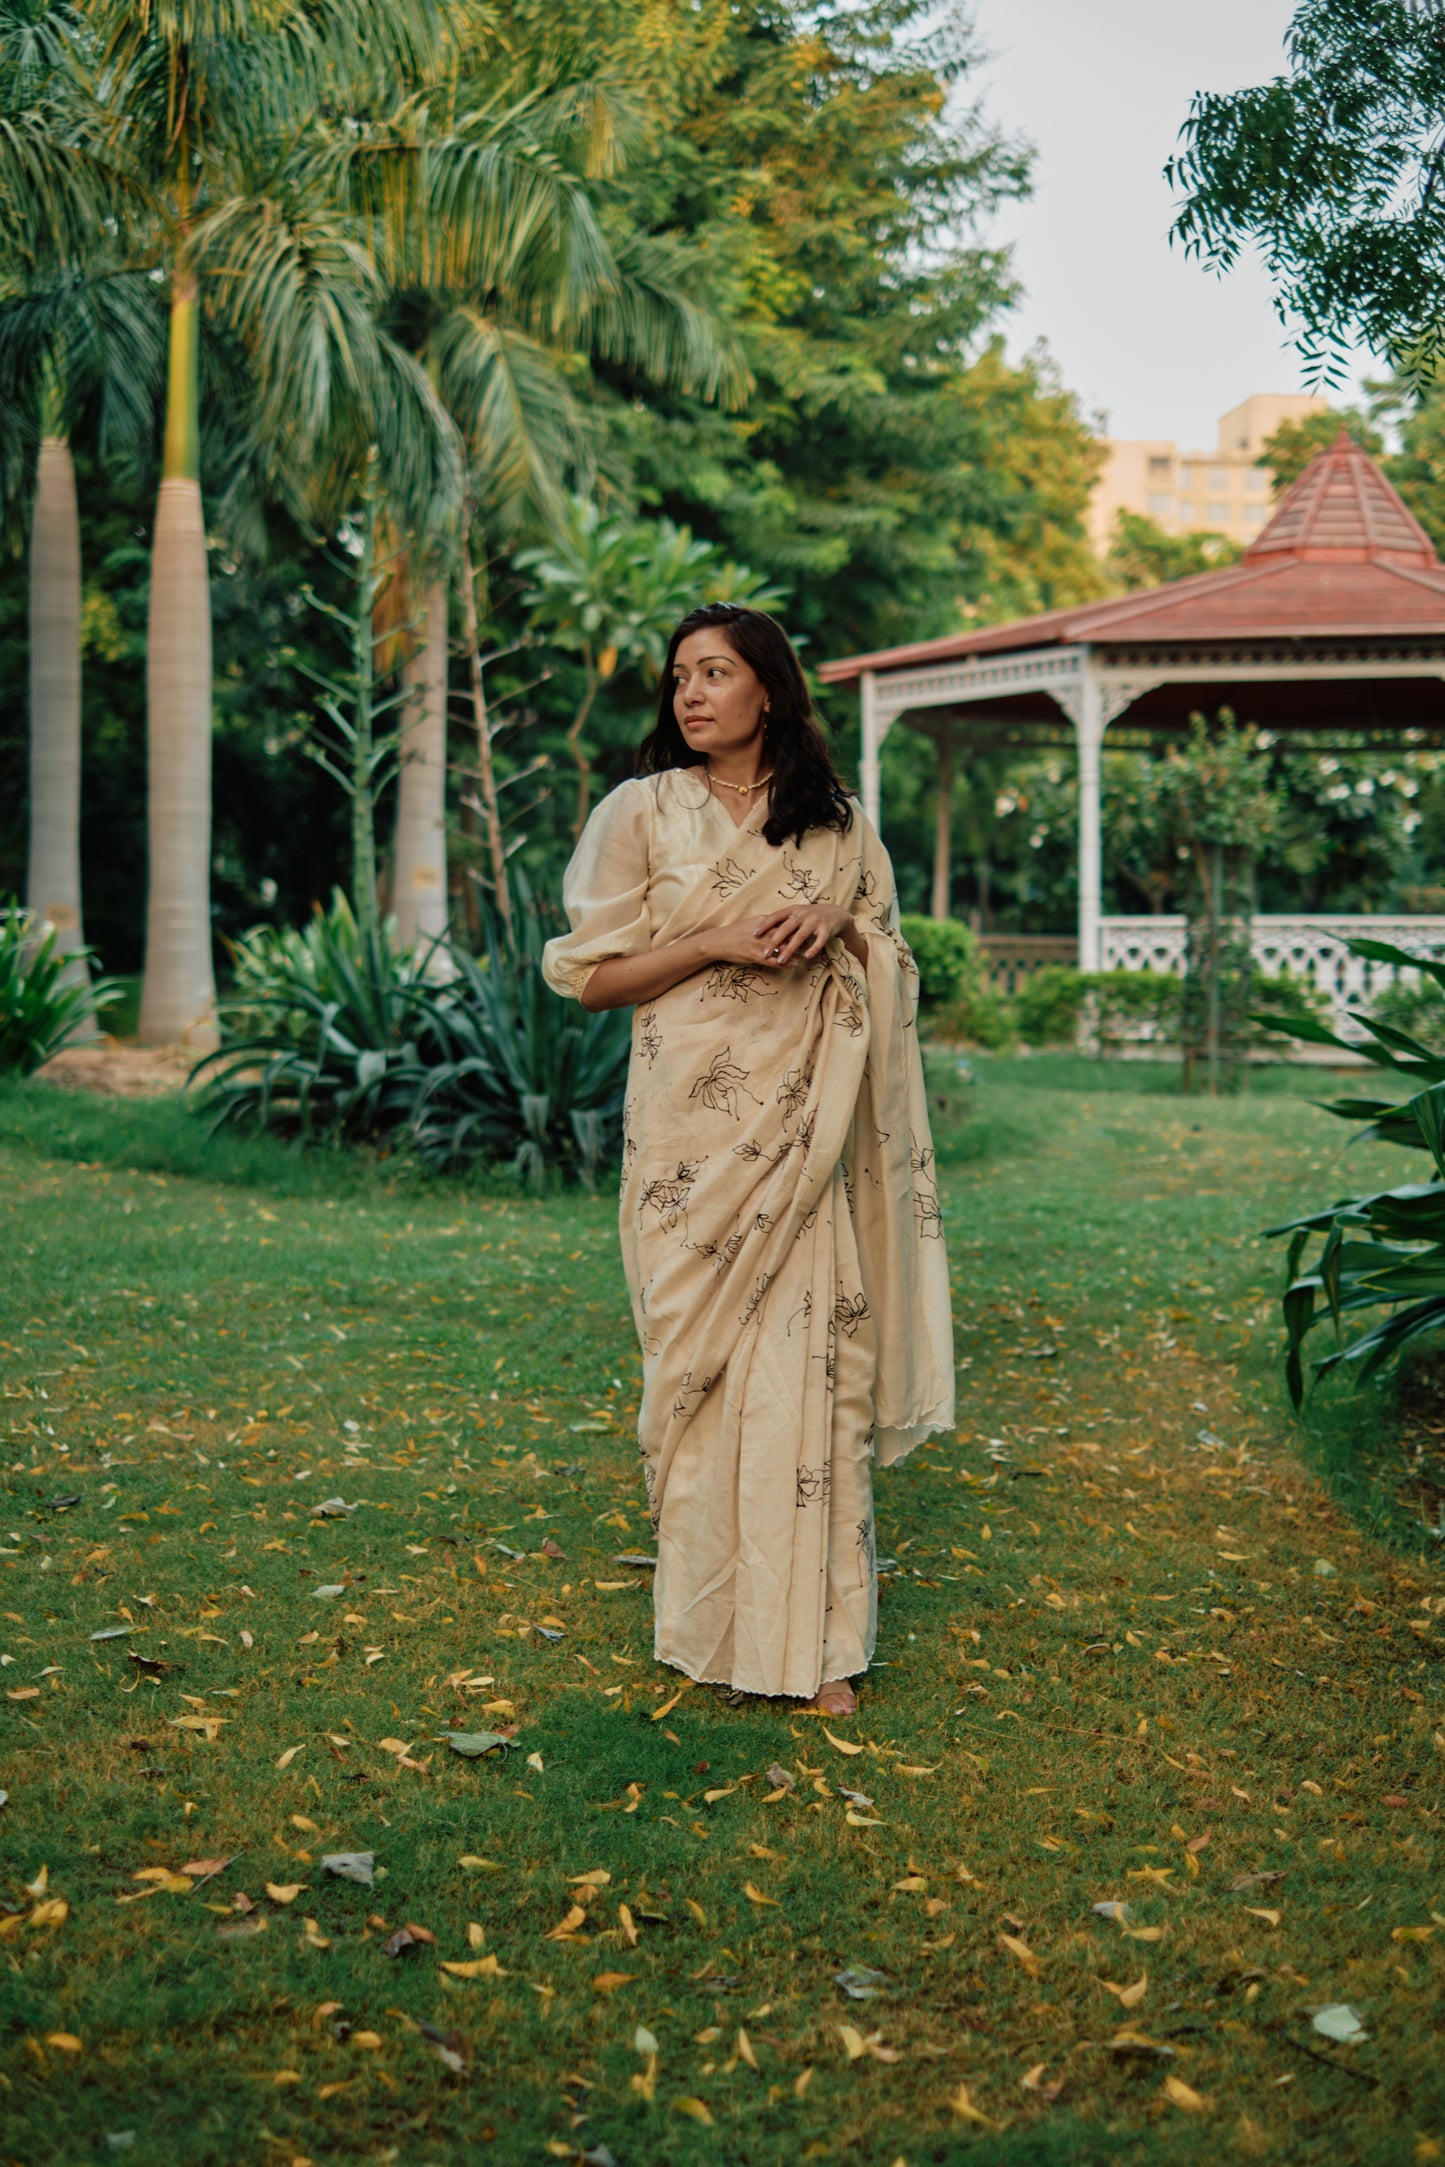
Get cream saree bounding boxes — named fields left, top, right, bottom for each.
left=542, top=769, right=954, bottom=1698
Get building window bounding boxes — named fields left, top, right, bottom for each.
left=1209, top=466, right=1229, bottom=490
left=1207, top=501, right=1230, bottom=524
left=1147, top=455, right=1173, bottom=479
left=1244, top=467, right=1267, bottom=495
left=1147, top=493, right=1173, bottom=518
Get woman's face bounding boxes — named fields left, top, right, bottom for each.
left=671, top=628, right=768, bottom=763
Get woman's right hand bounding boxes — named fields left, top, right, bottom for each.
left=702, top=918, right=800, bottom=970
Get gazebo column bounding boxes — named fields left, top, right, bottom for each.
left=931, top=728, right=953, bottom=919
left=859, top=669, right=882, bottom=830
left=1075, top=664, right=1104, bottom=974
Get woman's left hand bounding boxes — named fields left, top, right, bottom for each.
left=754, top=901, right=859, bottom=965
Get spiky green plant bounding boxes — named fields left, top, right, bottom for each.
left=1259, top=936, right=1445, bottom=1403
left=0, top=903, right=118, bottom=1073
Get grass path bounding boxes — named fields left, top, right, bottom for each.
left=0, top=1062, right=1441, bottom=2166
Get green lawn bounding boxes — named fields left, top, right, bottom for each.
left=0, top=1058, right=1442, bottom=2166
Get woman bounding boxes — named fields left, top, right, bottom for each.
left=542, top=604, right=954, bottom=1715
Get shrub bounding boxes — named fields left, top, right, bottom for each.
left=1249, top=965, right=1329, bottom=1040
left=0, top=906, right=117, bottom=1076
left=1369, top=968, right=1445, bottom=1043
left=1013, top=965, right=1085, bottom=1046
left=196, top=884, right=630, bottom=1186
left=404, top=902, right=630, bottom=1190
left=1013, top=965, right=1184, bottom=1049
left=897, top=915, right=979, bottom=1006
left=197, top=891, right=431, bottom=1143
left=1257, top=937, right=1445, bottom=1403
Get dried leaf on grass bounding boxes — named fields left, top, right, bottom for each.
left=1308, top=2003, right=1368, bottom=2044
left=383, top=1923, right=436, bottom=1958
left=320, top=1852, right=373, bottom=1887
left=1020, top=2063, right=1065, bottom=2102
left=948, top=2083, right=997, bottom=2128
left=439, top=1731, right=511, bottom=1759
left=821, top=1726, right=864, bottom=1756
left=1162, top=2074, right=1209, bottom=2113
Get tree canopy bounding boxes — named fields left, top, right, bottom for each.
left=1169, top=0, right=1445, bottom=381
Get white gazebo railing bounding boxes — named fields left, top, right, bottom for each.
left=1100, top=914, right=1445, bottom=1037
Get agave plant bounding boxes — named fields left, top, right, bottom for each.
left=197, top=883, right=629, bottom=1183
left=195, top=891, right=432, bottom=1141
left=0, top=905, right=117, bottom=1076
left=405, top=883, right=630, bottom=1188
left=1259, top=937, right=1445, bottom=1405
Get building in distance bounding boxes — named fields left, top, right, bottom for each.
left=1089, top=392, right=1329, bottom=553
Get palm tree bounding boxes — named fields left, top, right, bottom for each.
left=0, top=4, right=161, bottom=988
left=79, top=0, right=454, bottom=1046
left=308, top=45, right=746, bottom=930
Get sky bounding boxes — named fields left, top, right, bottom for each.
left=967, top=0, right=1370, bottom=449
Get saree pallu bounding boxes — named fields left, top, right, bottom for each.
left=542, top=769, right=955, bottom=1697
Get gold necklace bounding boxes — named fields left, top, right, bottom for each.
left=708, top=768, right=774, bottom=796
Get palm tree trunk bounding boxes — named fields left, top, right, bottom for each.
left=138, top=271, right=217, bottom=1048
left=26, top=436, right=91, bottom=1011
left=392, top=579, right=450, bottom=956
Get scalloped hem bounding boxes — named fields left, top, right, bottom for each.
left=652, top=1643, right=875, bottom=1703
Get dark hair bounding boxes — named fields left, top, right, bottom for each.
left=637, top=603, right=853, bottom=847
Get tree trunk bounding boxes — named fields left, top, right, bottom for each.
left=138, top=274, right=217, bottom=1048
left=26, top=436, right=90, bottom=1008
left=458, top=531, right=512, bottom=939
left=391, top=579, right=450, bottom=957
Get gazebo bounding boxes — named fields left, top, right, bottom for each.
left=819, top=433, right=1445, bottom=1027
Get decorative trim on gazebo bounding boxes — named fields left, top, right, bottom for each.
left=822, top=433, right=1445, bottom=992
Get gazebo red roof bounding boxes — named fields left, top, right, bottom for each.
left=819, top=432, right=1445, bottom=684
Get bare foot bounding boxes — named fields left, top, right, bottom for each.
left=809, top=1677, right=857, bottom=1717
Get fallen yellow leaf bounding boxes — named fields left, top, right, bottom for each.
left=651, top=1687, right=688, bottom=1724
left=28, top=1900, right=68, bottom=1929
left=45, top=2033, right=81, bottom=2054
left=998, top=1932, right=1038, bottom=1974
left=949, top=2083, right=997, bottom=2128
left=275, top=1745, right=305, bottom=1769
left=265, top=1883, right=306, bottom=1905
left=1244, top=1907, right=1281, bottom=1928
left=743, top=1882, right=780, bottom=1907
left=736, top=2027, right=758, bottom=2071
left=466, top=1921, right=486, bottom=1949
left=1163, top=2074, right=1209, bottom=2114
left=544, top=1906, right=587, bottom=1941
left=440, top=1956, right=506, bottom=1979
left=1103, top=1973, right=1148, bottom=2009
left=821, top=1726, right=864, bottom=1756
left=839, top=2024, right=867, bottom=2062
left=593, top=1971, right=633, bottom=1995
left=351, top=2031, right=383, bottom=2051
left=672, top=2098, right=714, bottom=2126
left=618, top=1903, right=638, bottom=1947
